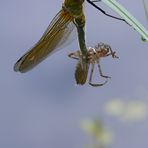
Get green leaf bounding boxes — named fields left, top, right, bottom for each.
left=102, top=0, right=148, bottom=41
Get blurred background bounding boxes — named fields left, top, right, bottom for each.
left=0, top=0, right=148, bottom=148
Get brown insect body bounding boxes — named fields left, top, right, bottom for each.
left=68, top=42, right=118, bottom=86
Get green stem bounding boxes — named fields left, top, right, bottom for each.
left=102, top=0, right=148, bottom=41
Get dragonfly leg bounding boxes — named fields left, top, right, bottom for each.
left=108, top=47, right=119, bottom=58
left=89, top=63, right=108, bottom=87
left=68, top=51, right=80, bottom=60
left=105, top=52, right=119, bottom=58
left=96, top=60, right=111, bottom=79
left=89, top=63, right=94, bottom=85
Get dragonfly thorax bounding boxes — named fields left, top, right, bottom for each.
left=64, top=0, right=84, bottom=18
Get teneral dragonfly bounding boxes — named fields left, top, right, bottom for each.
left=68, top=42, right=118, bottom=87
left=14, top=0, right=88, bottom=73
left=14, top=0, right=125, bottom=73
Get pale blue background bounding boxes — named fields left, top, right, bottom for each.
left=0, top=0, right=148, bottom=148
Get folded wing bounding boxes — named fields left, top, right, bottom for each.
left=14, top=9, right=75, bottom=73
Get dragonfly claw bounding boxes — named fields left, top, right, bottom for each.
left=111, top=51, right=119, bottom=59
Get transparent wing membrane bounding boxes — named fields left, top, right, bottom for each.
left=14, top=9, right=75, bottom=73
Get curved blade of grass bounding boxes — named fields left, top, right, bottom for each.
left=102, top=0, right=148, bottom=41
left=143, top=0, right=148, bottom=22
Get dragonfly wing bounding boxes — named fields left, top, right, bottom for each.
left=14, top=9, right=75, bottom=73
left=49, top=21, right=77, bottom=55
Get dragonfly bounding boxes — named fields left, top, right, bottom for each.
left=68, top=42, right=118, bottom=86
left=14, top=0, right=125, bottom=83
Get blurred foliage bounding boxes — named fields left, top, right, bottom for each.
left=104, top=99, right=148, bottom=122
left=80, top=98, right=148, bottom=147
left=81, top=119, right=113, bottom=148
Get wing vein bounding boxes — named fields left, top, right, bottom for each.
left=14, top=9, right=75, bottom=72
